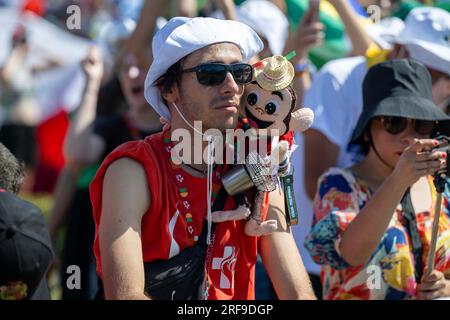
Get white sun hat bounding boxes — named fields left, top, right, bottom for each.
left=396, top=7, right=450, bottom=75
left=144, top=16, right=264, bottom=121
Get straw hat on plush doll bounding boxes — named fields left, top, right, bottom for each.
left=243, top=55, right=313, bottom=136
left=253, top=55, right=295, bottom=91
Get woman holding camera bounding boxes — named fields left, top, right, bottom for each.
left=305, top=59, right=450, bottom=300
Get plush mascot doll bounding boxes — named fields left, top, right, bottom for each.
left=212, top=55, right=314, bottom=237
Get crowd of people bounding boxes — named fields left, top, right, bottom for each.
left=0, top=0, right=449, bottom=300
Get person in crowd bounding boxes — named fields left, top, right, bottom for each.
left=293, top=7, right=450, bottom=296
left=47, top=39, right=162, bottom=299
left=0, top=142, right=54, bottom=300
left=303, top=7, right=450, bottom=201
left=0, top=26, right=60, bottom=194
left=90, top=16, right=316, bottom=300
left=305, top=59, right=450, bottom=300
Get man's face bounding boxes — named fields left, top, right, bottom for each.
left=432, top=75, right=450, bottom=111
left=170, top=43, right=245, bottom=132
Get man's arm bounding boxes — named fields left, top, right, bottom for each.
left=175, top=0, right=197, bottom=17
left=99, top=158, right=151, bottom=300
left=259, top=186, right=317, bottom=300
left=212, top=0, right=238, bottom=20
left=303, top=129, right=340, bottom=200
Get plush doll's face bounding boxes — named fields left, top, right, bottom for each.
left=243, top=81, right=294, bottom=136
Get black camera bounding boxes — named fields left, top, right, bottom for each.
left=434, top=136, right=449, bottom=175
left=433, top=135, right=449, bottom=192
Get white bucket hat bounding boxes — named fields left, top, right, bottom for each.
left=396, top=7, right=450, bottom=75
left=144, top=16, right=263, bottom=121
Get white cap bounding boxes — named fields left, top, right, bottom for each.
left=396, top=7, right=450, bottom=75
left=236, top=0, right=289, bottom=56
left=366, top=17, right=405, bottom=50
left=144, top=17, right=264, bottom=121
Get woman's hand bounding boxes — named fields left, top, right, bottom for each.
left=391, top=139, right=446, bottom=188
left=291, top=1, right=324, bottom=61
left=417, top=270, right=450, bottom=300
left=81, top=46, right=104, bottom=88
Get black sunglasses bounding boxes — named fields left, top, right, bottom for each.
left=180, top=63, right=253, bottom=86
left=376, top=116, right=437, bottom=135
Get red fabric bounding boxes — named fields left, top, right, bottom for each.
left=90, top=130, right=259, bottom=299
left=21, top=0, right=46, bottom=16
left=33, top=110, right=68, bottom=193
left=280, top=131, right=294, bottom=146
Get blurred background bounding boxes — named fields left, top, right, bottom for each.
left=0, top=0, right=448, bottom=300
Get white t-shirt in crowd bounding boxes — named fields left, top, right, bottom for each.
left=292, top=56, right=368, bottom=275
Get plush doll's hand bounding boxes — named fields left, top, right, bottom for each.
left=289, top=107, right=314, bottom=133
left=245, top=219, right=278, bottom=237
left=244, top=191, right=278, bottom=237
left=211, top=205, right=251, bottom=223
left=270, top=140, right=289, bottom=174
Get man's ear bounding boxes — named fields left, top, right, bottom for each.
left=161, top=84, right=179, bottom=104
left=289, top=108, right=314, bottom=132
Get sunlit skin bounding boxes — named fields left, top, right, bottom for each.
left=368, top=118, right=431, bottom=170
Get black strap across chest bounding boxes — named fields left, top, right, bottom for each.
left=400, top=189, right=424, bottom=282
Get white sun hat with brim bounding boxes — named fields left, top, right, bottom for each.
left=144, top=16, right=264, bottom=121
left=395, top=7, right=450, bottom=75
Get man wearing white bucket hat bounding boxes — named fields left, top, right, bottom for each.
left=90, top=16, right=315, bottom=300
left=292, top=6, right=450, bottom=297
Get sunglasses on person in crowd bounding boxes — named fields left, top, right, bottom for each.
left=180, top=63, right=253, bottom=86
left=376, top=116, right=437, bottom=135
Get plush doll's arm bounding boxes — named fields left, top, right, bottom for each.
left=211, top=205, right=251, bottom=223
left=289, top=108, right=314, bottom=133
left=245, top=191, right=278, bottom=237
left=271, top=140, right=289, bottom=175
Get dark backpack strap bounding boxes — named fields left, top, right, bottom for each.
left=401, top=189, right=424, bottom=282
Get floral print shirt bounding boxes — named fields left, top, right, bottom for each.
left=304, top=167, right=450, bottom=300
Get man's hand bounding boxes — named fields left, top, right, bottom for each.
left=417, top=270, right=450, bottom=300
